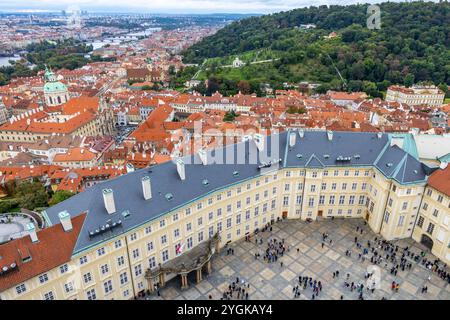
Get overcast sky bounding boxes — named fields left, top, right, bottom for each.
left=0, top=0, right=436, bottom=14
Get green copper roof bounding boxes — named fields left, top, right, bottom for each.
left=438, top=152, right=450, bottom=163
left=388, top=133, right=419, bottom=160
left=44, top=81, right=67, bottom=93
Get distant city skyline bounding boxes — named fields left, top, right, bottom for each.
left=0, top=0, right=436, bottom=14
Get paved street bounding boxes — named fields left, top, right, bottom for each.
left=148, top=218, right=450, bottom=300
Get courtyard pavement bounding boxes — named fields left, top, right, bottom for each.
left=148, top=218, right=450, bottom=300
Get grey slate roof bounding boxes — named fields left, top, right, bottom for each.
left=43, top=130, right=428, bottom=255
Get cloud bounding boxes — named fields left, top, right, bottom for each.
left=0, top=0, right=428, bottom=14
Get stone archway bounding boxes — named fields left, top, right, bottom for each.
left=145, top=233, right=219, bottom=292
left=421, top=234, right=434, bottom=251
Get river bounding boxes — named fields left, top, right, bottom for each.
left=0, top=55, right=21, bottom=67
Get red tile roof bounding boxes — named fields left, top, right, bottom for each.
left=427, top=165, right=450, bottom=197
left=0, top=213, right=86, bottom=292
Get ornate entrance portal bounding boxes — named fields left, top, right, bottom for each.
left=145, top=233, right=220, bottom=292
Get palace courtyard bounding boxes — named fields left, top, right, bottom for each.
left=147, top=218, right=450, bottom=300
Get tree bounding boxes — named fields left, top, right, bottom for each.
left=237, top=80, right=251, bottom=94
left=168, top=65, right=176, bottom=76
left=404, top=74, right=415, bottom=87
left=49, top=190, right=75, bottom=206
left=223, top=110, right=239, bottom=122
left=15, top=180, right=49, bottom=210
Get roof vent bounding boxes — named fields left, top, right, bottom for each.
left=377, top=132, right=383, bottom=139
left=289, top=132, right=296, bottom=147
left=142, top=176, right=152, bottom=200
left=202, top=179, right=209, bottom=186
left=58, top=210, right=72, bottom=232
left=198, top=149, right=208, bottom=165
left=165, top=193, right=174, bottom=201
left=233, top=171, right=239, bottom=176
left=26, top=223, right=38, bottom=243
left=254, top=133, right=264, bottom=151
left=102, top=188, right=116, bottom=214
left=354, top=154, right=361, bottom=159
left=296, top=154, right=302, bottom=159
left=327, top=130, right=333, bottom=141
left=176, top=159, right=185, bottom=180
left=413, top=169, right=418, bottom=174
left=386, top=163, right=393, bottom=167
left=298, top=129, right=305, bottom=138
left=126, top=163, right=135, bottom=173
left=323, top=154, right=330, bottom=159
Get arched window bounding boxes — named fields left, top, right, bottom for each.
left=57, top=96, right=61, bottom=104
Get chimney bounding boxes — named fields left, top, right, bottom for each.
left=126, top=163, right=135, bottom=173
left=298, top=129, right=305, bottom=138
left=26, top=223, right=38, bottom=243
left=58, top=210, right=73, bottom=232
left=439, top=162, right=448, bottom=170
left=254, top=134, right=264, bottom=151
left=142, top=176, right=152, bottom=200
left=289, top=132, right=296, bottom=147
left=176, top=159, right=185, bottom=180
left=198, top=148, right=208, bottom=165
left=102, top=188, right=116, bottom=214
left=242, top=135, right=251, bottom=143
left=327, top=130, right=333, bottom=141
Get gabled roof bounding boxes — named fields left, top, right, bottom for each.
left=0, top=213, right=86, bottom=292
left=427, top=165, right=450, bottom=197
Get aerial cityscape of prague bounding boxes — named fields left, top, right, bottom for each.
left=0, top=0, right=448, bottom=308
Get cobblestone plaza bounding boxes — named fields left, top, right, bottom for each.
left=149, top=218, right=450, bottom=300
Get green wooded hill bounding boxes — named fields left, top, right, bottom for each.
left=180, top=1, right=450, bottom=97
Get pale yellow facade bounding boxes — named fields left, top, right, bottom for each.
left=412, top=186, right=450, bottom=264
left=0, top=166, right=443, bottom=300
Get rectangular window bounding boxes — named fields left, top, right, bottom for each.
left=319, top=195, right=325, bottom=205
left=146, top=258, right=156, bottom=272
left=83, top=272, right=92, bottom=284
left=60, top=264, right=68, bottom=274
left=384, top=211, right=390, bottom=223
left=100, top=264, right=109, bottom=275
left=87, top=289, right=96, bottom=300
left=134, top=264, right=142, bottom=276
left=39, top=274, right=49, bottom=284
left=104, top=280, right=113, bottom=294
left=329, top=195, right=335, bottom=205
left=44, top=291, right=55, bottom=300
left=16, top=284, right=26, bottom=295
left=120, top=272, right=128, bottom=285
left=426, top=223, right=435, bottom=235
left=162, top=249, right=169, bottom=262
